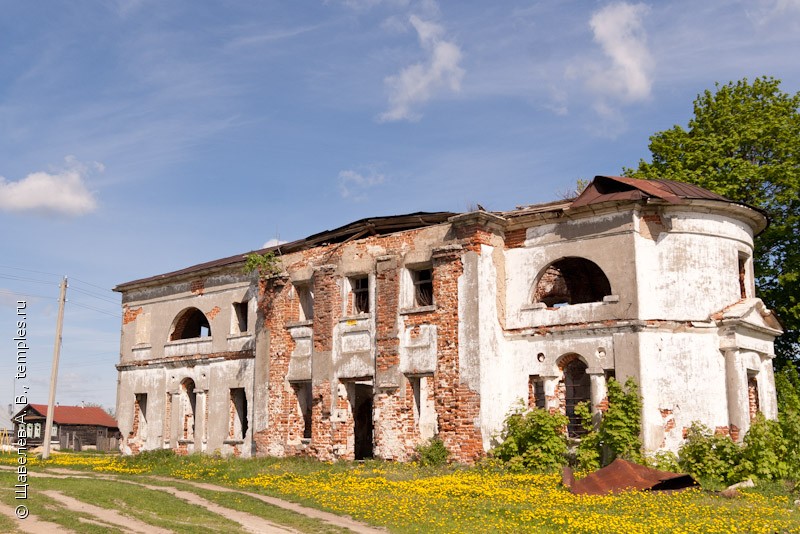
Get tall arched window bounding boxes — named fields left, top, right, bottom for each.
left=533, top=257, right=611, bottom=307
left=561, top=357, right=590, bottom=437
left=170, top=308, right=211, bottom=341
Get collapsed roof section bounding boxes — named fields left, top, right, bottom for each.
left=115, top=212, right=455, bottom=291
left=115, top=176, right=764, bottom=291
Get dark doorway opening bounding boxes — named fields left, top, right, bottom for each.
left=353, top=383, right=374, bottom=460
left=563, top=358, right=590, bottom=437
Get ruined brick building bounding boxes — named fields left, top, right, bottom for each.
left=114, top=176, right=782, bottom=462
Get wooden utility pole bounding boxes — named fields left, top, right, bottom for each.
left=42, top=276, right=67, bottom=459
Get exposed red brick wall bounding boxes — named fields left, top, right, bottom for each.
left=123, top=306, right=143, bottom=325
left=748, top=376, right=760, bottom=420
left=430, top=248, right=482, bottom=463
left=206, top=306, right=221, bottom=320
left=190, top=279, right=205, bottom=295
left=251, top=225, right=488, bottom=463
left=504, top=228, right=526, bottom=249
left=254, top=274, right=303, bottom=457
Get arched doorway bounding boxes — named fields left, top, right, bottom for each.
left=561, top=357, right=590, bottom=437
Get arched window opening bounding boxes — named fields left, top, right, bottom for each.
left=562, top=358, right=590, bottom=437
left=180, top=378, right=197, bottom=441
left=533, top=257, right=611, bottom=307
left=170, top=308, right=211, bottom=341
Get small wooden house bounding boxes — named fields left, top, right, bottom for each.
left=13, top=404, right=119, bottom=451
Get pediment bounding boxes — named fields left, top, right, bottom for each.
left=713, top=298, right=783, bottom=336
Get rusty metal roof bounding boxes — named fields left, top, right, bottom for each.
left=115, top=176, right=759, bottom=292
left=570, top=176, right=730, bottom=208
left=569, top=458, right=698, bottom=495
left=20, top=404, right=119, bottom=428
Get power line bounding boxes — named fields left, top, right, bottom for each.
left=70, top=286, right=120, bottom=305
left=0, top=288, right=59, bottom=300
left=0, top=264, right=62, bottom=277
left=67, top=301, right=121, bottom=318
left=0, top=274, right=59, bottom=285
left=71, top=276, right=114, bottom=293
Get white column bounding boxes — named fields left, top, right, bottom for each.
left=588, top=369, right=607, bottom=428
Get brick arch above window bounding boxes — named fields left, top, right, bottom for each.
left=169, top=307, right=211, bottom=341
left=532, top=257, right=612, bottom=307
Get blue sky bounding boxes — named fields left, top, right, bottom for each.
left=1, top=0, right=799, bottom=413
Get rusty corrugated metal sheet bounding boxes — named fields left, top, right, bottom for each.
left=569, top=458, right=698, bottom=495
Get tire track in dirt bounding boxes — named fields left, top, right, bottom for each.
left=2, top=466, right=383, bottom=533
left=151, top=477, right=386, bottom=534
left=42, top=491, right=171, bottom=534
left=0, top=499, right=75, bottom=534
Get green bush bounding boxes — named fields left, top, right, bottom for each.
left=575, top=377, right=643, bottom=470
left=242, top=251, right=281, bottom=278
left=492, top=403, right=569, bottom=472
left=574, top=401, right=601, bottom=470
left=648, top=450, right=680, bottom=473
left=776, top=365, right=800, bottom=480
left=678, top=423, right=742, bottom=485
left=738, top=413, right=788, bottom=481
left=414, top=437, right=450, bottom=467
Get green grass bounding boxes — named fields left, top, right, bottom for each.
left=0, top=471, right=239, bottom=533
left=0, top=475, right=125, bottom=533
left=2, top=452, right=800, bottom=533
left=155, top=478, right=350, bottom=534
left=0, top=506, right=22, bottom=534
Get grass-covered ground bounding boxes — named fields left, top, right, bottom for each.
left=2, top=450, right=799, bottom=533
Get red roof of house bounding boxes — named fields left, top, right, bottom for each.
left=26, top=404, right=118, bottom=428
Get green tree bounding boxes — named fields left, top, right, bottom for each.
left=627, top=77, right=800, bottom=367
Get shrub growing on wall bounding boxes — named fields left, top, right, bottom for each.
left=576, top=377, right=643, bottom=470
left=492, top=403, right=569, bottom=472
left=678, top=423, right=742, bottom=485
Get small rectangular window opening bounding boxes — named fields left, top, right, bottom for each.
left=135, top=393, right=148, bottom=437
left=748, top=375, right=760, bottom=421
left=352, top=276, right=369, bottom=314
left=230, top=388, right=248, bottom=440
left=413, top=268, right=434, bottom=307
left=529, top=375, right=546, bottom=410
left=411, top=377, right=422, bottom=418
left=233, top=301, right=249, bottom=334
left=296, top=283, right=314, bottom=321
left=738, top=255, right=748, bottom=299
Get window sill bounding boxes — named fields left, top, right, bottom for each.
left=226, top=333, right=252, bottom=341
left=340, top=314, right=371, bottom=323
left=286, top=320, right=313, bottom=328
left=399, top=305, right=437, bottom=315
left=521, top=296, right=620, bottom=311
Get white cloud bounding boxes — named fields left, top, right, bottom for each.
left=587, top=2, right=653, bottom=102
left=0, top=156, right=99, bottom=216
left=379, top=15, right=464, bottom=122
left=262, top=238, right=288, bottom=248
left=338, top=168, right=386, bottom=200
